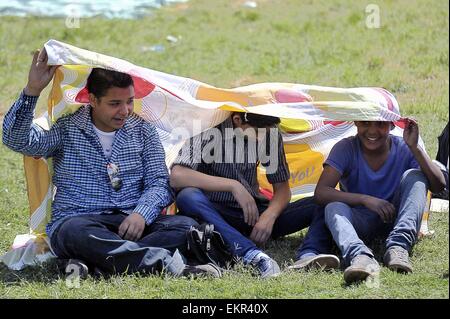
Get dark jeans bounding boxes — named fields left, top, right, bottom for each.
left=175, top=187, right=333, bottom=261
left=50, top=211, right=199, bottom=276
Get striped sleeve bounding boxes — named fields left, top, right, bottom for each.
left=136, top=122, right=174, bottom=224
left=171, top=133, right=204, bottom=170
left=264, top=130, right=290, bottom=184
left=2, top=91, right=63, bottom=158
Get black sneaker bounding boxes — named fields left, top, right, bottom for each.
left=183, top=263, right=223, bottom=278
left=57, top=258, right=89, bottom=280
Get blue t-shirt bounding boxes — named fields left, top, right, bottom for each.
left=325, top=135, right=420, bottom=202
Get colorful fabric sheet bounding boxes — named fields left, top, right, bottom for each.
left=1, top=39, right=432, bottom=269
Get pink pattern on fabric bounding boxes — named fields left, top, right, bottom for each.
left=274, top=89, right=313, bottom=103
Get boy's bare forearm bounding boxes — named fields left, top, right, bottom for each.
left=170, top=165, right=237, bottom=192
left=410, top=146, right=446, bottom=193
left=264, top=182, right=291, bottom=219
left=315, top=186, right=367, bottom=207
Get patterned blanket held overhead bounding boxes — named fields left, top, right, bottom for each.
left=1, top=39, right=431, bottom=270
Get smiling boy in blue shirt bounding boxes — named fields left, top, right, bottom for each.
left=314, top=120, right=445, bottom=284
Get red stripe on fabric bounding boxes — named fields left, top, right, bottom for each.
left=324, top=121, right=346, bottom=126
left=373, top=87, right=394, bottom=112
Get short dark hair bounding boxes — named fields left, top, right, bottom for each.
left=86, top=68, right=133, bottom=99
left=233, top=112, right=281, bottom=128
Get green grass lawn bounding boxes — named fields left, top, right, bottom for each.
left=0, top=0, right=448, bottom=298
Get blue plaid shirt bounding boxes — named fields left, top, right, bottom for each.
left=2, top=92, right=173, bottom=238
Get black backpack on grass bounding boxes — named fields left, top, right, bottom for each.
left=186, top=223, right=235, bottom=268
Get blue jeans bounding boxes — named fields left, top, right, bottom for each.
left=324, top=169, right=428, bottom=266
left=175, top=187, right=333, bottom=261
left=50, top=211, right=198, bottom=276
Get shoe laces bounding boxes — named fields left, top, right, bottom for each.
left=353, top=254, right=371, bottom=264
left=390, top=247, right=409, bottom=263
left=256, top=257, right=272, bottom=273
